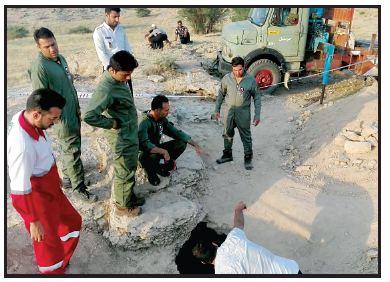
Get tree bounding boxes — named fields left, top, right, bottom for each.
left=136, top=8, right=151, bottom=17
left=231, top=8, right=251, bottom=22
left=178, top=8, right=229, bottom=34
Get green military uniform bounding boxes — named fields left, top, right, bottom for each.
left=28, top=52, right=84, bottom=189
left=138, top=111, right=190, bottom=176
left=83, top=72, right=138, bottom=208
left=215, top=72, right=261, bottom=156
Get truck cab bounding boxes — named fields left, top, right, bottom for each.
left=218, top=8, right=311, bottom=93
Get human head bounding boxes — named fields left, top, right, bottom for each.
left=108, top=50, right=138, bottom=82
left=25, top=88, right=66, bottom=130
left=192, top=240, right=218, bottom=264
left=105, top=7, right=121, bottom=28
left=231, top=56, right=245, bottom=78
left=151, top=95, right=170, bottom=119
left=177, top=20, right=183, bottom=27
left=151, top=24, right=156, bottom=30
left=33, top=27, right=58, bottom=60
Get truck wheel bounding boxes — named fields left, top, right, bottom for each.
left=247, top=59, right=281, bottom=94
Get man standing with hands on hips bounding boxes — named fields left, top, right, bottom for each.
left=214, top=56, right=261, bottom=170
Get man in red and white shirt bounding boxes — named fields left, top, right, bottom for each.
left=7, top=88, right=82, bottom=274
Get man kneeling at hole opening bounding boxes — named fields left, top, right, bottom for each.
left=138, top=95, right=202, bottom=186
left=192, top=201, right=302, bottom=274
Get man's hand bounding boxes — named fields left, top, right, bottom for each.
left=162, top=149, right=170, bottom=161
left=30, top=221, right=44, bottom=242
left=112, top=119, right=119, bottom=130
left=233, top=201, right=247, bottom=229
left=215, top=112, right=221, bottom=121
left=235, top=201, right=247, bottom=212
left=253, top=119, right=260, bottom=126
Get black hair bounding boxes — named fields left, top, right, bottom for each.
left=177, top=20, right=182, bottom=24
left=151, top=95, right=169, bottom=110
left=105, top=7, right=121, bottom=14
left=33, top=27, right=55, bottom=43
left=192, top=240, right=218, bottom=264
left=231, top=56, right=245, bottom=67
left=108, top=51, right=138, bottom=72
left=26, top=88, right=66, bottom=112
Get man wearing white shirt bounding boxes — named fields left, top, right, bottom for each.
left=7, top=88, right=81, bottom=274
left=192, top=201, right=302, bottom=274
left=93, top=8, right=134, bottom=91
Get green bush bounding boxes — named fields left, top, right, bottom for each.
left=68, top=26, right=92, bottom=34
left=136, top=8, right=151, bottom=17
left=231, top=8, right=251, bottom=21
left=178, top=8, right=229, bottom=34
left=7, top=26, right=29, bottom=40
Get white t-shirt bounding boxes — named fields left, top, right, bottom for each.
left=215, top=228, right=299, bottom=274
left=93, top=22, right=133, bottom=69
left=150, top=28, right=166, bottom=37
left=7, top=111, right=55, bottom=195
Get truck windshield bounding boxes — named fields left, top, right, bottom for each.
left=248, top=8, right=269, bottom=26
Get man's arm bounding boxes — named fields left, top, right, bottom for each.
left=28, top=63, right=49, bottom=90
left=8, top=144, right=44, bottom=241
left=214, top=77, right=227, bottom=119
left=187, top=139, right=203, bottom=155
left=233, top=201, right=247, bottom=229
left=93, top=29, right=111, bottom=69
left=252, top=79, right=262, bottom=125
left=82, top=87, right=116, bottom=129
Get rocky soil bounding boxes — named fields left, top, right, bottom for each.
left=5, top=7, right=378, bottom=275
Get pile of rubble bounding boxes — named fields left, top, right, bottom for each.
left=333, top=121, right=378, bottom=169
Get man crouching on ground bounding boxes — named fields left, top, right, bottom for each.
left=138, top=95, right=202, bottom=186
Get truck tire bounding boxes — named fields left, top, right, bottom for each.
left=247, top=59, right=281, bottom=94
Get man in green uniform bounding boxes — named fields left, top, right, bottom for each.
left=28, top=27, right=97, bottom=202
left=83, top=51, right=143, bottom=217
left=214, top=57, right=261, bottom=170
left=138, top=95, right=202, bottom=186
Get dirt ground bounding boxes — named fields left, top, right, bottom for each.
left=5, top=7, right=379, bottom=276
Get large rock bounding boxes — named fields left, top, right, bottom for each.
left=165, top=71, right=219, bottom=97
left=148, top=75, right=165, bottom=83
left=344, top=141, right=372, bottom=154
left=361, top=125, right=378, bottom=139
left=343, top=130, right=365, bottom=142
left=104, top=191, right=205, bottom=250
left=334, top=134, right=347, bottom=146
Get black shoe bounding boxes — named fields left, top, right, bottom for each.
left=74, top=183, right=98, bottom=203
left=244, top=154, right=253, bottom=170
left=148, top=173, right=161, bottom=186
left=157, top=166, right=171, bottom=177
left=62, top=177, right=72, bottom=189
left=216, top=150, right=233, bottom=164
left=130, top=196, right=145, bottom=207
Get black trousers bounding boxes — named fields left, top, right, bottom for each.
left=151, top=33, right=168, bottom=49
left=180, top=33, right=190, bottom=44
left=139, top=139, right=187, bottom=176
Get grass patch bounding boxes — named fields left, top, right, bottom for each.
left=7, top=26, right=29, bottom=40
left=144, top=56, right=179, bottom=77
left=136, top=8, right=151, bottom=17
left=68, top=26, right=92, bottom=34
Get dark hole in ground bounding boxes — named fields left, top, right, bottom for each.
left=175, top=221, right=227, bottom=274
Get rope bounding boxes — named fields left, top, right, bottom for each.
left=258, top=57, right=377, bottom=89
left=10, top=57, right=377, bottom=99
